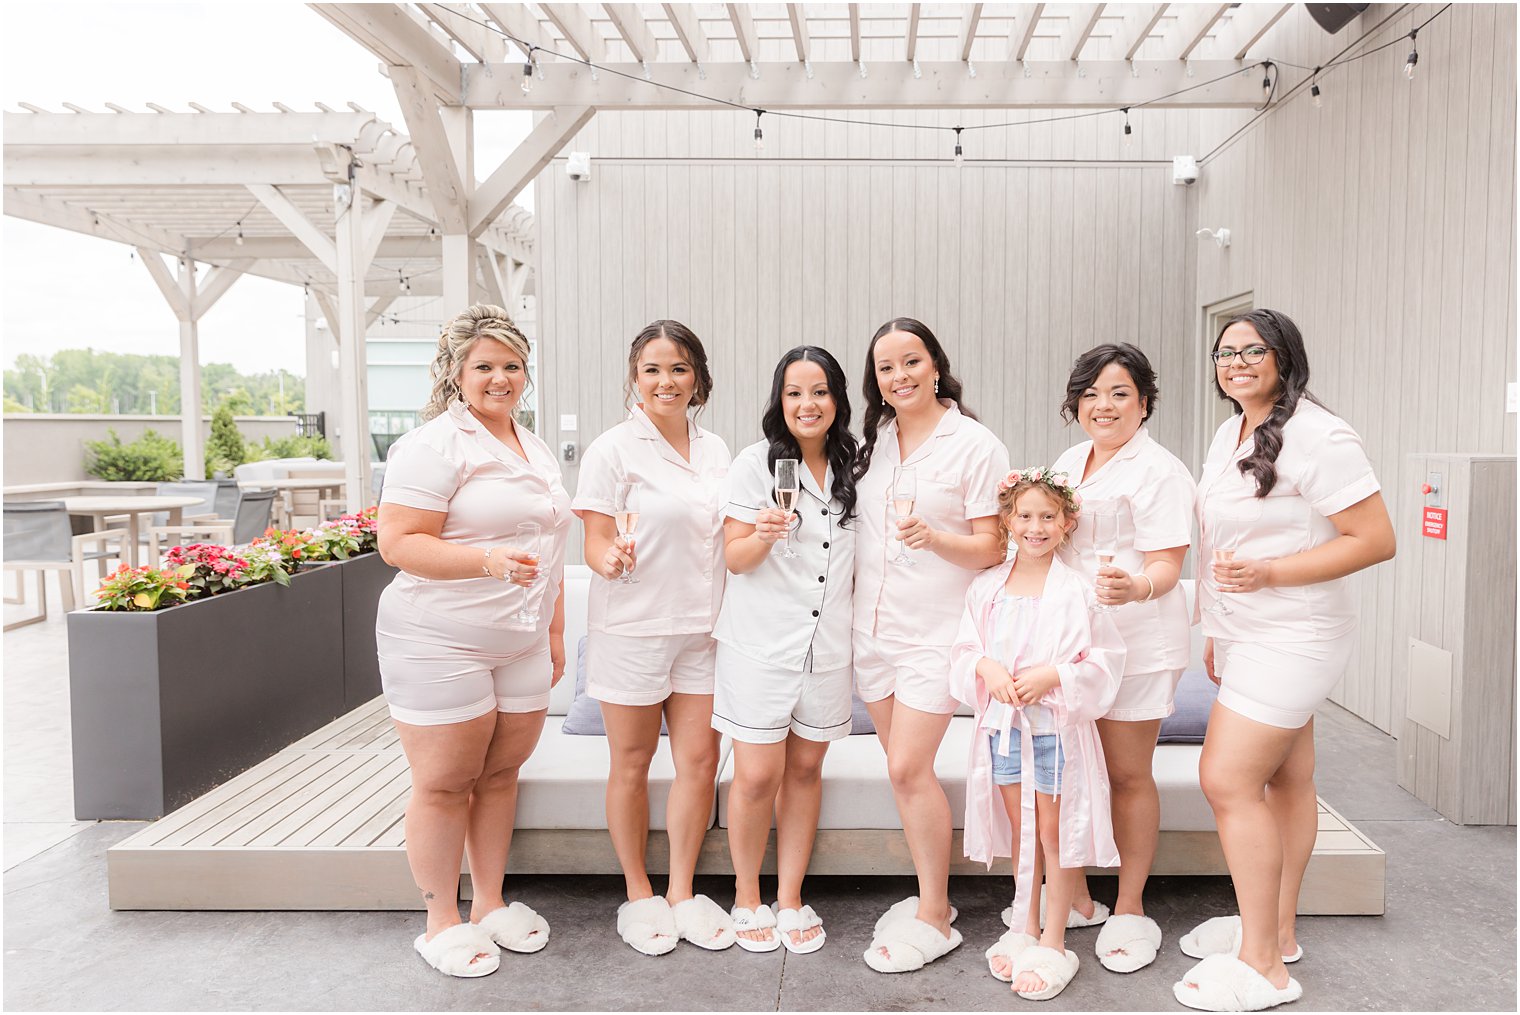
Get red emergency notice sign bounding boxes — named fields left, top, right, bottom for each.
left=1422, top=507, right=1448, bottom=540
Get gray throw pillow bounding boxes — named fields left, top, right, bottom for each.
left=561, top=636, right=669, bottom=736
left=1157, top=668, right=1219, bottom=743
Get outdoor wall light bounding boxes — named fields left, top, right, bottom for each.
left=1196, top=227, right=1232, bottom=249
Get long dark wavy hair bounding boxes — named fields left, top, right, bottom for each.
left=762, top=346, right=859, bottom=529
left=853, top=317, right=975, bottom=481
left=1211, top=308, right=1324, bottom=498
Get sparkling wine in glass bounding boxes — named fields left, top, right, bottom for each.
left=890, top=466, right=917, bottom=567
left=513, top=521, right=543, bottom=625
left=613, top=481, right=640, bottom=585
left=774, top=458, right=801, bottom=559
left=1090, top=509, right=1119, bottom=614
left=1205, top=516, right=1238, bottom=616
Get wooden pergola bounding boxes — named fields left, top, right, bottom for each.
left=4, top=105, right=534, bottom=505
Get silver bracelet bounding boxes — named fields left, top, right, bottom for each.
left=1136, top=572, right=1155, bottom=603
left=482, top=547, right=494, bottom=578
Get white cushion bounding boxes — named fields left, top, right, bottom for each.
left=516, top=715, right=679, bottom=830
left=716, top=723, right=1216, bottom=832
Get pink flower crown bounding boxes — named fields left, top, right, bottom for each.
left=996, top=466, right=1082, bottom=510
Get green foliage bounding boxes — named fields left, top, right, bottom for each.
left=93, top=564, right=194, bottom=611
left=245, top=433, right=335, bottom=462
left=84, top=429, right=185, bottom=482
left=205, top=404, right=248, bottom=477
left=3, top=394, right=31, bottom=413
left=4, top=349, right=304, bottom=415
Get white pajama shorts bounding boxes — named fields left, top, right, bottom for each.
left=585, top=630, right=717, bottom=707
left=375, top=585, right=551, bottom=726
left=711, top=642, right=852, bottom=744
left=1215, top=635, right=1356, bottom=730
left=1104, top=668, right=1186, bottom=722
left=851, top=630, right=958, bottom=715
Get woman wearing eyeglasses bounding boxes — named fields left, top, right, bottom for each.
left=1174, top=310, right=1394, bottom=1013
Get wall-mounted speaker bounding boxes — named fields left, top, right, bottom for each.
left=1306, top=4, right=1370, bottom=34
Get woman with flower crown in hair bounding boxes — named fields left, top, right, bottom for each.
left=948, top=467, right=1126, bottom=1002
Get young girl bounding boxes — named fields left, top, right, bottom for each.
left=948, top=468, right=1125, bottom=1001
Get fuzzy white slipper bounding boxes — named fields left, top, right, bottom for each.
left=1011, top=945, right=1080, bottom=1001
left=616, top=896, right=678, bottom=956
left=774, top=904, right=826, bottom=955
left=477, top=901, right=550, bottom=954
left=413, top=922, right=500, bottom=978
left=1002, top=888, right=1110, bottom=930
left=1095, top=913, right=1162, bottom=973
left=863, top=918, right=963, bottom=973
left=731, top=905, right=780, bottom=953
left=1174, top=954, right=1304, bottom=1012
left=671, top=894, right=736, bottom=951
left=1179, top=915, right=1303, bottom=964
left=985, top=929, right=1038, bottom=982
left=872, top=896, right=959, bottom=937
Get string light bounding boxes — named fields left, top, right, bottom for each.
left=753, top=109, right=764, bottom=153
left=952, top=126, right=964, bottom=166
left=1404, top=30, right=1419, bottom=80
left=521, top=60, right=534, bottom=95
left=1310, top=67, right=1323, bottom=108
left=1261, top=61, right=1274, bottom=100
left=1122, top=107, right=1132, bottom=147
left=235, top=221, right=245, bottom=245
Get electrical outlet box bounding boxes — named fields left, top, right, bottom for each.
left=560, top=441, right=577, bottom=463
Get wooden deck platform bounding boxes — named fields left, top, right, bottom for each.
left=107, top=697, right=1386, bottom=913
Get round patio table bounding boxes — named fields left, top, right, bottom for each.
left=63, top=495, right=204, bottom=568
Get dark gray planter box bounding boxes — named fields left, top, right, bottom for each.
left=67, top=564, right=346, bottom=820
left=339, top=551, right=399, bottom=710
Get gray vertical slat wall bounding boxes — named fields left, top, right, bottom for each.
left=539, top=105, right=1198, bottom=567
left=1193, top=3, right=1517, bottom=733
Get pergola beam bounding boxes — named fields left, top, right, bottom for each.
left=1007, top=4, right=1045, bottom=61
left=1059, top=4, right=1104, bottom=61
left=540, top=3, right=605, bottom=63
left=957, top=4, right=984, bottom=63
left=135, top=247, right=190, bottom=320
left=1115, top=4, right=1168, bottom=62
left=663, top=3, right=708, bottom=64
left=1208, top=3, right=1292, bottom=60
left=1161, top=3, right=1232, bottom=61
left=309, top=3, right=464, bottom=103
left=848, top=4, right=861, bottom=64
left=469, top=105, right=595, bottom=237
left=365, top=294, right=397, bottom=327
left=604, top=3, right=658, bottom=65
left=191, top=259, right=253, bottom=319
left=247, top=183, right=339, bottom=271
left=727, top=4, right=757, bottom=64
left=462, top=60, right=1265, bottom=108
left=419, top=2, right=507, bottom=63
left=389, top=66, right=468, bottom=232
left=480, top=2, right=548, bottom=59
left=787, top=3, right=810, bottom=64
left=906, top=5, right=921, bottom=62
left=2, top=110, right=378, bottom=146
left=361, top=199, right=398, bottom=269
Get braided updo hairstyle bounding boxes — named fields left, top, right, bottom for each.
left=421, top=304, right=533, bottom=421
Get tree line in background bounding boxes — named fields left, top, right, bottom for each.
left=3, top=349, right=304, bottom=416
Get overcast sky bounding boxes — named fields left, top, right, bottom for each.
left=2, top=2, right=530, bottom=376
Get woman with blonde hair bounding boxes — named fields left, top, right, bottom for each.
left=376, top=304, right=572, bottom=977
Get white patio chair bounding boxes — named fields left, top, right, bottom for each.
left=3, top=501, right=129, bottom=630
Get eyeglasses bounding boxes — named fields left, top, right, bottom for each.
left=1211, top=345, right=1271, bottom=366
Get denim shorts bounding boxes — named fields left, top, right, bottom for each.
left=989, top=729, right=1064, bottom=794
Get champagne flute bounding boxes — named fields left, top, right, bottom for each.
left=613, top=481, right=640, bottom=585
left=1205, top=515, right=1239, bottom=616
left=890, top=466, right=917, bottom=567
left=512, top=521, right=542, bottom=625
left=1089, top=508, right=1119, bottom=614
left=774, top=458, right=801, bottom=560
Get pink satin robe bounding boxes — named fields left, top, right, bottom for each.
left=948, top=554, right=1126, bottom=935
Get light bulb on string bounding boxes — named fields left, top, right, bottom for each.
left=952, top=127, right=964, bottom=167
left=1122, top=108, right=1132, bottom=148
left=1405, top=31, right=1418, bottom=80
left=1310, top=67, right=1323, bottom=109
left=1261, top=62, right=1274, bottom=100
left=753, top=109, right=765, bottom=154
left=521, top=59, right=534, bottom=95
left=235, top=222, right=245, bottom=246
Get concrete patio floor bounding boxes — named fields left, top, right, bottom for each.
left=4, top=575, right=1516, bottom=1011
